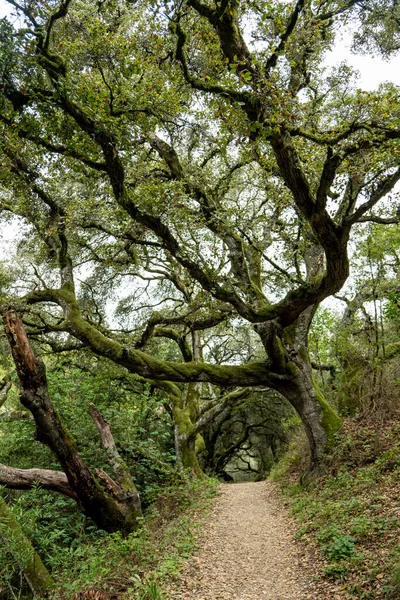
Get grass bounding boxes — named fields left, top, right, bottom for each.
left=270, top=413, right=400, bottom=599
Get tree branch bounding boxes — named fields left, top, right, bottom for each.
left=265, top=0, right=305, bottom=72
left=346, top=166, right=400, bottom=225
left=0, top=464, right=77, bottom=499
left=0, top=380, right=11, bottom=409
left=88, top=403, right=140, bottom=504
left=172, top=20, right=251, bottom=103
left=188, top=388, right=251, bottom=440
left=356, top=215, right=400, bottom=225
left=0, top=409, right=33, bottom=421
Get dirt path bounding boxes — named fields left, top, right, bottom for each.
left=167, top=481, right=332, bottom=600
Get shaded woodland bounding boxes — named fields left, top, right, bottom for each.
left=0, top=0, right=399, bottom=597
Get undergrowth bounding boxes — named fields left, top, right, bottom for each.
left=1, top=474, right=218, bottom=599
left=63, top=473, right=217, bottom=599
left=271, top=414, right=400, bottom=600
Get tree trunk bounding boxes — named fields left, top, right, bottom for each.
left=172, top=384, right=251, bottom=476
left=3, top=309, right=141, bottom=534
left=283, top=300, right=342, bottom=475
left=174, top=422, right=204, bottom=476
left=173, top=382, right=204, bottom=477
left=256, top=303, right=341, bottom=476
left=253, top=239, right=342, bottom=477
left=277, top=355, right=341, bottom=477
left=0, top=496, right=55, bottom=598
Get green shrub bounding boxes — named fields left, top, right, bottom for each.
left=321, top=534, right=357, bottom=561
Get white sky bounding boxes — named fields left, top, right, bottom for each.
left=324, top=30, right=400, bottom=90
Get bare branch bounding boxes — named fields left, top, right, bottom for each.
left=0, top=464, right=77, bottom=499
left=347, top=167, right=400, bottom=225
left=88, top=403, right=140, bottom=506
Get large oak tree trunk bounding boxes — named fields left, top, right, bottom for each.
left=256, top=294, right=341, bottom=477
left=3, top=309, right=141, bottom=534
left=282, top=310, right=341, bottom=476
left=277, top=355, right=341, bottom=477
left=270, top=243, right=341, bottom=476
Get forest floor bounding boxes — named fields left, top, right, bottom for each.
left=165, top=480, right=337, bottom=600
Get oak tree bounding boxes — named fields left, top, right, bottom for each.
left=0, top=0, right=399, bottom=478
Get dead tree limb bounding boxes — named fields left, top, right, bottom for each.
left=0, top=464, right=76, bottom=498
left=2, top=309, right=142, bottom=533
left=88, top=403, right=142, bottom=513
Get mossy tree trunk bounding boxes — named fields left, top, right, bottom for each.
left=277, top=352, right=341, bottom=475
left=173, top=332, right=206, bottom=474
left=256, top=320, right=341, bottom=476
left=0, top=496, right=55, bottom=598
left=156, top=379, right=205, bottom=476
left=172, top=382, right=204, bottom=476
left=255, top=243, right=342, bottom=476
left=159, top=379, right=251, bottom=477
left=3, top=309, right=142, bottom=534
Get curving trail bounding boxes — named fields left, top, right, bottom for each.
left=167, top=481, right=331, bottom=600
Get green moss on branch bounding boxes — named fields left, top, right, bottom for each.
left=312, top=376, right=342, bottom=441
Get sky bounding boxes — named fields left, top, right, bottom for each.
left=324, top=30, right=400, bottom=91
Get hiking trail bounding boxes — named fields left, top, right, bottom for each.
left=167, top=481, right=337, bottom=600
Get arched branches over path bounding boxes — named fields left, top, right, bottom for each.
left=0, top=0, right=399, bottom=474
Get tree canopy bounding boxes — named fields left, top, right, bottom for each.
left=0, top=0, right=399, bottom=485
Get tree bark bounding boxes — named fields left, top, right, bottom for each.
left=3, top=309, right=142, bottom=534
left=279, top=310, right=341, bottom=476
left=0, top=379, right=11, bottom=408
left=252, top=240, right=342, bottom=477
left=277, top=356, right=340, bottom=477
left=0, top=464, right=76, bottom=498
left=88, top=403, right=142, bottom=516
left=0, top=496, right=55, bottom=598
left=172, top=382, right=204, bottom=477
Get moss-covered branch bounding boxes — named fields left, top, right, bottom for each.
left=23, top=288, right=281, bottom=386
left=0, top=497, right=55, bottom=598
left=265, top=0, right=305, bottom=72
left=189, top=388, right=251, bottom=440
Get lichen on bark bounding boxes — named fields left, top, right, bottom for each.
left=312, top=376, right=342, bottom=441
